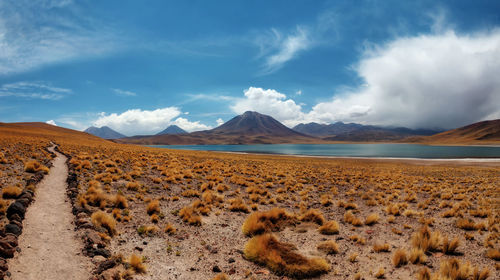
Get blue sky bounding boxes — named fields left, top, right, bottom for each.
left=1, top=0, right=500, bottom=135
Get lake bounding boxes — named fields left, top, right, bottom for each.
left=148, top=144, right=500, bottom=159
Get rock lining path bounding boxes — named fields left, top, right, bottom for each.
left=8, top=146, right=91, bottom=280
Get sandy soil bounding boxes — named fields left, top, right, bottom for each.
left=7, top=146, right=91, bottom=280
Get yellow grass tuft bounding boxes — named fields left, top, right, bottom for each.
left=373, top=243, right=390, bottom=252
left=417, top=267, right=431, bottom=280
left=129, top=254, right=146, bottom=274
left=164, top=223, right=176, bottom=235
left=344, top=210, right=363, bottom=226
left=2, top=186, right=23, bottom=199
left=365, top=213, right=380, bottom=225
left=442, top=236, right=460, bottom=255
left=24, top=160, right=49, bottom=174
left=244, top=233, right=330, bottom=278
left=408, top=248, right=427, bottom=264
left=392, top=249, right=408, bottom=267
left=114, top=193, right=128, bottom=209
left=316, top=240, right=339, bottom=254
left=242, top=208, right=296, bottom=236
left=146, top=199, right=160, bottom=215
left=212, top=273, right=229, bottom=280
left=179, top=206, right=202, bottom=226
left=411, top=226, right=441, bottom=253
left=91, top=211, right=117, bottom=236
left=299, top=209, right=325, bottom=225
left=486, top=248, right=500, bottom=261
left=318, top=220, right=339, bottom=235
left=374, top=267, right=385, bottom=279
left=228, top=198, right=249, bottom=213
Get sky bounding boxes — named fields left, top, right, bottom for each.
left=1, top=0, right=499, bottom=136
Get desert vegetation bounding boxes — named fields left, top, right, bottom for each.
left=0, top=123, right=498, bottom=279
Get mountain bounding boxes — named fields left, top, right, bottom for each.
left=408, top=119, right=500, bottom=144
left=116, top=111, right=316, bottom=145
left=293, top=122, right=441, bottom=141
left=156, top=125, right=187, bottom=135
left=84, top=126, right=126, bottom=139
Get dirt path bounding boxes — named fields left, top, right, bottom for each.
left=8, top=146, right=91, bottom=280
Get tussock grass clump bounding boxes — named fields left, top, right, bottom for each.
left=129, top=254, right=146, bottom=273
left=392, top=249, right=408, bottom=267
left=244, top=234, right=330, bottom=278
left=374, top=268, right=385, bottom=279
left=365, top=213, right=380, bottom=225
left=373, top=243, right=390, bottom=252
left=24, top=160, right=49, bottom=174
left=456, top=218, right=484, bottom=231
left=2, top=186, right=23, bottom=199
left=438, top=258, right=473, bottom=280
left=409, top=248, right=427, bottom=264
left=228, top=198, right=249, bottom=213
left=91, top=211, right=117, bottom=236
left=164, top=223, right=176, bottom=235
left=344, top=210, right=363, bottom=227
left=316, top=240, right=339, bottom=254
left=486, top=248, right=500, bottom=261
left=146, top=199, right=160, bottom=215
left=212, top=273, right=229, bottom=280
left=114, top=193, right=128, bottom=209
left=242, top=208, right=296, bottom=236
left=179, top=206, right=202, bottom=226
left=442, top=236, right=460, bottom=255
left=417, top=267, right=431, bottom=280
left=411, top=226, right=441, bottom=253
left=299, top=209, right=325, bottom=225
left=318, top=220, right=339, bottom=235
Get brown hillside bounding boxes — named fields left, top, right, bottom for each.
left=407, top=119, right=500, bottom=145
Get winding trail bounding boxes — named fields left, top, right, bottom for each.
left=8, top=146, right=91, bottom=280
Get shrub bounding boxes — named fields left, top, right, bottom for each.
left=242, top=208, right=296, bottom=236
left=129, top=254, right=146, bottom=273
left=299, top=209, right=325, bottom=225
left=373, top=243, right=390, bottom=252
left=91, top=211, right=117, bottom=236
left=392, top=249, right=408, bottom=267
left=244, top=234, right=330, bottom=278
left=316, top=240, right=339, bottom=254
left=318, top=220, right=339, bottom=235
left=146, top=199, right=160, bottom=215
left=2, top=186, right=23, bottom=199
left=442, top=236, right=460, bottom=255
left=365, top=213, right=380, bottom=226
left=411, top=226, right=441, bottom=253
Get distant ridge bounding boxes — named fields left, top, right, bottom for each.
left=84, top=126, right=126, bottom=139
left=408, top=119, right=500, bottom=144
left=293, top=122, right=441, bottom=141
left=156, top=125, right=187, bottom=135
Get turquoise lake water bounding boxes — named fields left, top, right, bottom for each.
left=148, top=144, right=500, bottom=159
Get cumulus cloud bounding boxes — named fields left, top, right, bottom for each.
left=216, top=118, right=224, bottom=126
left=0, top=81, right=72, bottom=100
left=46, top=120, right=57, bottom=126
left=235, top=29, right=500, bottom=129
left=92, top=107, right=210, bottom=135
left=171, top=117, right=212, bottom=132
left=231, top=87, right=304, bottom=126
left=307, top=29, right=500, bottom=129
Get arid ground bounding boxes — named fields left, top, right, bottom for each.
left=0, top=123, right=498, bottom=280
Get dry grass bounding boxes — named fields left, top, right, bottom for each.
left=91, top=211, right=117, bottom=236
left=24, top=160, right=49, bottom=174
left=244, top=233, right=330, bottom=278
left=409, top=248, right=427, bottom=264
left=317, top=240, right=339, bottom=254
left=2, top=185, right=23, bottom=199
left=374, top=267, right=385, bottom=279
left=442, top=236, right=460, bottom=255
left=411, top=226, right=441, bottom=253
left=299, top=209, right=325, bottom=225
left=146, top=199, right=160, bottom=215
left=179, top=206, right=202, bottom=226
left=129, top=254, right=146, bottom=274
left=486, top=249, right=500, bottom=261
left=365, top=213, right=380, bottom=225
left=242, top=208, right=296, bottom=236
left=344, top=210, right=363, bottom=227
left=318, top=220, right=339, bottom=235
left=373, top=243, right=390, bottom=253
left=392, top=249, right=408, bottom=267
left=211, top=273, right=229, bottom=280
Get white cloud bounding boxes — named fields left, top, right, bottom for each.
left=262, top=27, right=311, bottom=73
left=92, top=107, right=211, bottom=135
left=46, top=120, right=57, bottom=126
left=0, top=1, right=117, bottom=75
left=172, top=117, right=212, bottom=132
left=230, top=87, right=304, bottom=126
left=0, top=81, right=72, bottom=100
left=307, top=29, right=500, bottom=129
left=234, top=29, right=500, bottom=129
left=295, top=90, right=302, bottom=96
left=216, top=118, right=224, bottom=126
left=112, top=88, right=137, bottom=96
